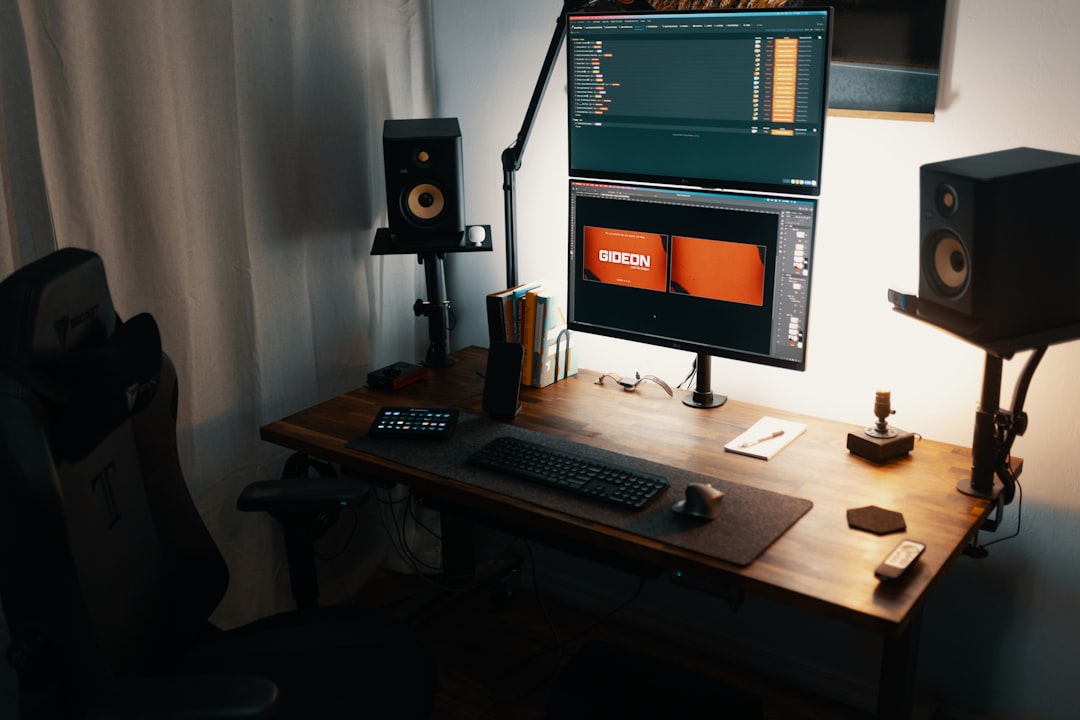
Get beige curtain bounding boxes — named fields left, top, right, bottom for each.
left=0, top=0, right=436, bottom=628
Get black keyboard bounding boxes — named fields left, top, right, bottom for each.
left=467, top=436, right=668, bottom=511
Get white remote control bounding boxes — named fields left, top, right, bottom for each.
left=874, top=540, right=925, bottom=582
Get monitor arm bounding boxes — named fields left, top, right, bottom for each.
left=501, top=1, right=628, bottom=287
left=501, top=4, right=571, bottom=288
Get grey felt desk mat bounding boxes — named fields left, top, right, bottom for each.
left=346, top=413, right=812, bottom=567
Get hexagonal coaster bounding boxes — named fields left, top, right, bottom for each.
left=847, top=505, right=906, bottom=535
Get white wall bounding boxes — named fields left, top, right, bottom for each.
left=432, top=1, right=1080, bottom=716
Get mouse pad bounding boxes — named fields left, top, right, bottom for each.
left=346, top=413, right=812, bottom=567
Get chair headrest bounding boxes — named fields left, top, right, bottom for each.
left=0, top=247, right=118, bottom=372
left=0, top=248, right=163, bottom=461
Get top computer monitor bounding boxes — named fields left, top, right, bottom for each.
left=566, top=7, right=832, bottom=196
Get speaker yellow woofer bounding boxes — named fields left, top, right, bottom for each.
left=405, top=183, right=445, bottom=222
left=929, top=230, right=968, bottom=296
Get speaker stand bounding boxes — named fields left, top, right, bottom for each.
left=959, top=346, right=1043, bottom=503
left=414, top=252, right=454, bottom=368
left=370, top=226, right=491, bottom=369
left=960, top=353, right=1003, bottom=499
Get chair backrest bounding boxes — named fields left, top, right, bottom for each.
left=0, top=248, right=228, bottom=716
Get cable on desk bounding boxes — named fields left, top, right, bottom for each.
left=978, top=473, right=1024, bottom=552
left=311, top=505, right=359, bottom=562
left=373, top=485, right=528, bottom=596
left=596, top=371, right=673, bottom=397
left=376, top=486, right=443, bottom=575
left=677, top=356, right=698, bottom=391
left=406, top=496, right=442, bottom=547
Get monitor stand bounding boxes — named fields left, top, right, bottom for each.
left=683, top=352, right=726, bottom=409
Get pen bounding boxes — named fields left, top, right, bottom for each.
left=740, top=429, right=785, bottom=448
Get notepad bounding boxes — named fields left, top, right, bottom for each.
left=724, top=416, right=807, bottom=460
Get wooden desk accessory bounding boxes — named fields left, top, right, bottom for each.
left=847, top=390, right=915, bottom=463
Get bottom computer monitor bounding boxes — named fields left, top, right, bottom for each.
left=567, top=180, right=818, bottom=398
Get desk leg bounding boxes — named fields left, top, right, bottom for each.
left=878, top=609, right=923, bottom=720
left=440, top=511, right=476, bottom=586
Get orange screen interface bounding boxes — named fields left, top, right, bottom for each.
left=582, top=227, right=668, bottom=292
left=669, top=236, right=765, bottom=306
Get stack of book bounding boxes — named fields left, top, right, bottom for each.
left=486, top=282, right=577, bottom=387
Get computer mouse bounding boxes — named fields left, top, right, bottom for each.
left=671, top=482, right=724, bottom=520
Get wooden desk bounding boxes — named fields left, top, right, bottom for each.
left=260, top=346, right=994, bottom=719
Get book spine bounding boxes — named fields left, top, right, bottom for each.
left=521, top=289, right=540, bottom=384
left=510, top=283, right=539, bottom=343
left=530, top=293, right=550, bottom=386
left=502, top=294, right=515, bottom=343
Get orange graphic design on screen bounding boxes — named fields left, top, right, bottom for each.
left=670, top=236, right=765, bottom=306
left=583, top=227, right=668, bottom=292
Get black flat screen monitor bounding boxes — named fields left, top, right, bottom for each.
left=566, top=7, right=832, bottom=196
left=567, top=180, right=817, bottom=406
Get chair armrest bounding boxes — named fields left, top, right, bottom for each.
left=89, top=674, right=278, bottom=720
left=236, top=476, right=371, bottom=514
left=236, top=456, right=377, bottom=609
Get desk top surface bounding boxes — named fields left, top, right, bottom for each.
left=260, top=346, right=993, bottom=636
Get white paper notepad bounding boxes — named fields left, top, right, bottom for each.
left=724, top=416, right=807, bottom=460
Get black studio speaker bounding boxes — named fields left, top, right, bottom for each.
left=383, top=118, right=465, bottom=240
left=917, top=147, right=1080, bottom=350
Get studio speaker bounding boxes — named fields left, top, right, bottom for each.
left=383, top=118, right=465, bottom=240
left=917, top=147, right=1080, bottom=350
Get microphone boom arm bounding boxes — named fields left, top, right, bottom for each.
left=501, top=1, right=593, bottom=287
